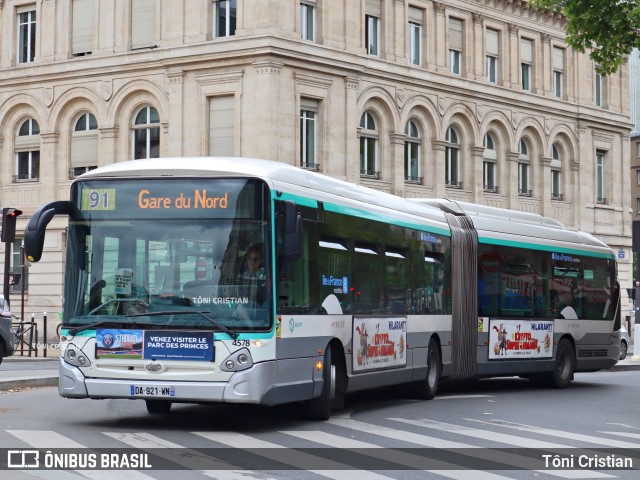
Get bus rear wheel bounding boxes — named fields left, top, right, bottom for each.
left=412, top=338, right=441, bottom=400
left=545, top=338, right=575, bottom=389
left=145, top=400, right=172, bottom=414
left=307, top=347, right=336, bottom=420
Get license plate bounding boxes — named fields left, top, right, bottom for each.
left=130, top=385, right=175, bottom=397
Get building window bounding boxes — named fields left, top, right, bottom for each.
left=551, top=144, right=563, bottom=200
left=445, top=127, right=461, bottom=187
left=359, top=111, right=378, bottom=177
left=15, top=118, right=40, bottom=182
left=596, top=150, right=605, bottom=203
left=449, top=18, right=463, bottom=75
left=131, top=0, right=156, bottom=49
left=300, top=98, right=318, bottom=169
left=209, top=96, right=234, bottom=156
left=214, top=0, right=236, bottom=38
left=365, top=0, right=381, bottom=57
left=518, top=139, right=531, bottom=196
left=483, top=133, right=497, bottom=192
left=637, top=198, right=640, bottom=214
left=70, top=112, right=98, bottom=178
left=637, top=169, right=640, bottom=185
left=72, top=0, right=94, bottom=55
left=132, top=106, right=160, bottom=159
left=408, top=7, right=423, bottom=66
left=595, top=71, right=603, bottom=107
left=404, top=120, right=421, bottom=183
left=553, top=47, right=564, bottom=98
left=486, top=29, right=499, bottom=84
left=520, top=38, right=532, bottom=91
left=18, top=8, right=36, bottom=64
left=300, top=1, right=316, bottom=41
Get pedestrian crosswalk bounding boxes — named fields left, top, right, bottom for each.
left=3, top=415, right=638, bottom=480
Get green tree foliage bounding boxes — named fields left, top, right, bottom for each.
left=533, top=0, right=640, bottom=75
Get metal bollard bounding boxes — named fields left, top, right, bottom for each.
left=43, top=312, right=48, bottom=358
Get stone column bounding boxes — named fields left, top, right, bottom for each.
left=40, top=133, right=59, bottom=191
left=165, top=70, right=185, bottom=156
left=345, top=77, right=360, bottom=183
left=507, top=151, right=520, bottom=209
left=539, top=155, right=552, bottom=216
left=39, top=0, right=57, bottom=61
left=508, top=24, right=519, bottom=89
left=470, top=146, right=485, bottom=203
left=472, top=13, right=484, bottom=81
left=433, top=140, right=447, bottom=198
left=389, top=132, right=406, bottom=196
left=433, top=2, right=447, bottom=73
left=541, top=33, right=551, bottom=97
left=98, top=127, right=119, bottom=166
left=250, top=60, right=283, bottom=161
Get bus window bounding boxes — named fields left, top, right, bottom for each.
left=317, top=238, right=351, bottom=313
left=353, top=243, right=382, bottom=313
left=384, top=247, right=409, bottom=314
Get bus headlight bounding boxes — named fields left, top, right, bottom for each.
left=220, top=348, right=253, bottom=372
left=64, top=343, right=91, bottom=368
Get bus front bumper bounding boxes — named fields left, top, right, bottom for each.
left=58, top=356, right=319, bottom=405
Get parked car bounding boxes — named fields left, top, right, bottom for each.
left=0, top=295, right=14, bottom=365
left=618, top=325, right=630, bottom=360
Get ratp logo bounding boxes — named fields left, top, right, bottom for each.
left=8, top=450, right=39, bottom=468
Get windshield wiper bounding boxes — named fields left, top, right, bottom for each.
left=67, top=319, right=139, bottom=336
left=126, top=310, right=239, bottom=340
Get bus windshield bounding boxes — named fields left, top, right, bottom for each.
left=62, top=177, right=272, bottom=332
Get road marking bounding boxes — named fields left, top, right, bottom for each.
left=5, top=430, right=153, bottom=480
left=103, top=431, right=243, bottom=475
left=598, top=431, right=640, bottom=440
left=327, top=417, right=478, bottom=448
left=194, top=431, right=394, bottom=480
left=466, top=419, right=640, bottom=448
left=282, top=429, right=514, bottom=480
left=388, top=419, right=613, bottom=479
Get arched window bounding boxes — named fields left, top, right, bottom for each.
left=551, top=144, right=563, bottom=200
left=359, top=111, right=378, bottom=178
left=70, top=112, right=98, bottom=178
left=132, top=106, right=160, bottom=159
left=404, top=119, right=421, bottom=183
left=15, top=118, right=40, bottom=182
left=518, top=138, right=531, bottom=196
left=445, top=126, right=461, bottom=187
left=483, top=133, right=497, bottom=193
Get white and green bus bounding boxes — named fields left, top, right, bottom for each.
left=24, top=157, right=621, bottom=419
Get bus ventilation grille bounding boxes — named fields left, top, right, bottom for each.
left=577, top=348, right=608, bottom=358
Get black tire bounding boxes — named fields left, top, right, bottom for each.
left=620, top=340, right=628, bottom=360
left=545, top=338, right=575, bottom=389
left=412, top=338, right=441, bottom=400
left=145, top=400, right=172, bottom=414
left=0, top=341, right=5, bottom=365
left=307, top=347, right=335, bottom=420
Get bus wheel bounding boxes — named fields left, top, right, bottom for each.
left=413, top=338, right=441, bottom=400
left=145, top=400, right=172, bottom=414
left=546, top=339, right=575, bottom=389
left=307, top=347, right=335, bottom=420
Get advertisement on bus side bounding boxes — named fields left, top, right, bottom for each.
left=352, top=317, right=407, bottom=372
left=488, top=319, right=553, bottom=359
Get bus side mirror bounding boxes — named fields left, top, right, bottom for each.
left=24, top=201, right=73, bottom=263
left=283, top=200, right=302, bottom=260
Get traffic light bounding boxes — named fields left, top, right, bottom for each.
left=1, top=207, right=23, bottom=243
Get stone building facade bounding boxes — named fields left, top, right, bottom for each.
left=0, top=0, right=633, bottom=327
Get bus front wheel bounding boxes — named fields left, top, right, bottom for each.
left=412, top=338, right=441, bottom=400
left=307, top=347, right=336, bottom=420
left=546, top=338, right=575, bottom=389
left=146, top=400, right=172, bottom=414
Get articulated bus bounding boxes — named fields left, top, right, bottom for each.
left=24, top=157, right=621, bottom=419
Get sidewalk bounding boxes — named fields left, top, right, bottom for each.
left=2, top=348, right=640, bottom=393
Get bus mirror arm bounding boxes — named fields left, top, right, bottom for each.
left=24, top=200, right=73, bottom=263
left=283, top=200, right=302, bottom=261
